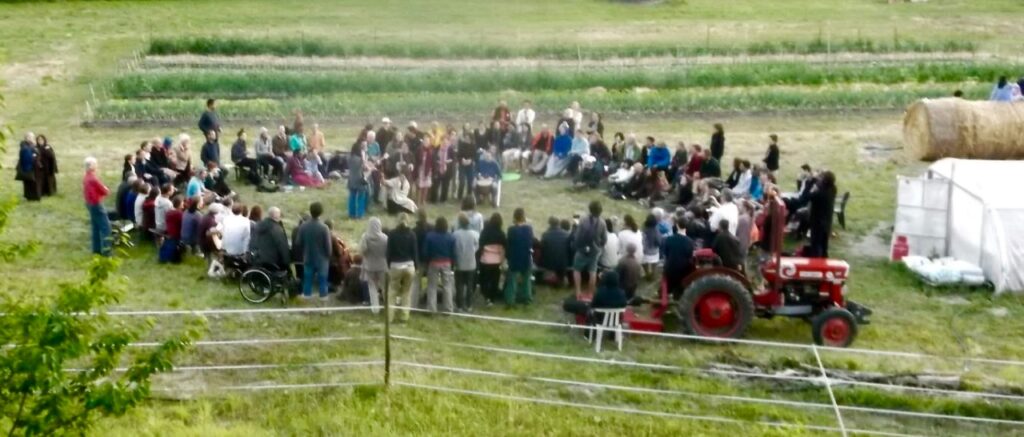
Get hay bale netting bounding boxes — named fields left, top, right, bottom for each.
left=904, top=98, right=1024, bottom=161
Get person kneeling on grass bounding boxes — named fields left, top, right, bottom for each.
left=562, top=270, right=628, bottom=324
left=475, top=150, right=502, bottom=208
left=158, top=195, right=185, bottom=264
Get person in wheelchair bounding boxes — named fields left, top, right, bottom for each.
left=250, top=206, right=292, bottom=278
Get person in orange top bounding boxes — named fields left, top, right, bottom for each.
left=83, top=157, right=112, bottom=256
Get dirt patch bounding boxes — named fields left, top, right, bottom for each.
left=859, top=141, right=904, bottom=164
left=849, top=221, right=891, bottom=259
left=140, top=51, right=990, bottom=72
left=0, top=59, right=66, bottom=90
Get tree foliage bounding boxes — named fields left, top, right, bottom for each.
left=0, top=91, right=202, bottom=436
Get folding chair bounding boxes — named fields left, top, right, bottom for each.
left=589, top=308, right=625, bottom=353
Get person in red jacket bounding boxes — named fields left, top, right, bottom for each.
left=83, top=157, right=111, bottom=256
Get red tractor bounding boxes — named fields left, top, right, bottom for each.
left=625, top=196, right=871, bottom=347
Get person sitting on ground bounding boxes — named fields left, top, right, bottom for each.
left=662, top=217, right=696, bottom=298
left=621, top=133, right=641, bottom=166
left=133, top=182, right=149, bottom=228
left=615, top=243, right=643, bottom=301
left=287, top=151, right=324, bottom=188
left=360, top=217, right=388, bottom=313
left=725, top=158, right=742, bottom=189
left=304, top=150, right=327, bottom=185
left=154, top=183, right=175, bottom=235
left=708, top=188, right=739, bottom=236
left=197, top=202, right=223, bottom=261
left=539, top=216, right=571, bottom=286
left=732, top=160, right=752, bottom=195
left=289, top=128, right=307, bottom=154
left=668, top=142, right=688, bottom=183
left=609, top=162, right=641, bottom=198
left=422, top=216, right=456, bottom=313
left=589, top=132, right=611, bottom=166
left=187, top=168, right=218, bottom=206
left=699, top=148, right=721, bottom=179
left=544, top=122, right=573, bottom=178
left=712, top=219, right=743, bottom=271
left=159, top=196, right=185, bottom=264
left=528, top=124, right=553, bottom=175
left=181, top=196, right=203, bottom=254
left=386, top=213, right=418, bottom=321
left=566, top=129, right=591, bottom=177
left=573, top=155, right=603, bottom=189
left=684, top=144, right=705, bottom=179
left=250, top=206, right=291, bottom=275
left=204, top=161, right=235, bottom=198
left=115, top=174, right=138, bottom=222
left=475, top=150, right=502, bottom=207
left=646, top=140, right=671, bottom=172
left=271, top=125, right=290, bottom=160
left=383, top=164, right=417, bottom=215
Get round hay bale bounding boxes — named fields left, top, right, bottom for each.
left=633, top=87, right=655, bottom=94
left=586, top=86, right=607, bottom=95
left=904, top=98, right=1024, bottom=160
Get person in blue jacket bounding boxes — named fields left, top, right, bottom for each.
left=646, top=141, right=671, bottom=171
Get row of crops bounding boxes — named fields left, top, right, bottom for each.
left=89, top=36, right=1007, bottom=124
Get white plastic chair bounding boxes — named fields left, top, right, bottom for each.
left=589, top=308, right=625, bottom=353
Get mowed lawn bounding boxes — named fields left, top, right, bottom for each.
left=3, top=1, right=1024, bottom=436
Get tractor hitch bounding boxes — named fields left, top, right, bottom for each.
left=846, top=300, right=872, bottom=325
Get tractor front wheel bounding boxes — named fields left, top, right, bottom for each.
left=678, top=275, right=754, bottom=339
left=811, top=308, right=858, bottom=347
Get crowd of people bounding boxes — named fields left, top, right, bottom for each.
left=43, top=94, right=843, bottom=327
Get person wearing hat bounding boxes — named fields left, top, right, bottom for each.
left=763, top=134, right=780, bottom=174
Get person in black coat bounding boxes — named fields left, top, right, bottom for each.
left=711, top=219, right=744, bottom=271
left=662, top=219, right=695, bottom=297
left=294, top=202, right=333, bottom=299
left=251, top=207, right=291, bottom=274
left=763, top=133, right=780, bottom=173
left=539, top=216, right=572, bottom=285
left=804, top=171, right=837, bottom=258
left=699, top=149, right=721, bottom=179
left=36, top=135, right=58, bottom=197
left=16, top=134, right=41, bottom=201
left=198, top=98, right=220, bottom=137
left=710, top=123, right=725, bottom=161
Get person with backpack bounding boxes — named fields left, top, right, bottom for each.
left=573, top=201, right=608, bottom=299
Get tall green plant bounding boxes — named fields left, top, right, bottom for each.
left=0, top=91, right=203, bottom=436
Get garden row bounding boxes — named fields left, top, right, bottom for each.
left=92, top=83, right=987, bottom=123
left=111, top=62, right=1013, bottom=98
left=148, top=36, right=977, bottom=60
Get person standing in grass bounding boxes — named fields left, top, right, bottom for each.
left=295, top=202, right=332, bottom=302
left=387, top=213, right=418, bottom=322
left=452, top=213, right=480, bottom=312
left=573, top=201, right=608, bottom=298
left=198, top=98, right=220, bottom=138
left=640, top=214, right=663, bottom=278
left=477, top=213, right=506, bottom=305
left=710, top=123, right=725, bottom=162
left=423, top=216, right=456, bottom=313
left=347, top=142, right=369, bottom=219
left=16, top=133, right=40, bottom=202
left=36, top=134, right=58, bottom=197
left=504, top=208, right=535, bottom=306
left=359, top=217, right=388, bottom=314
left=763, top=134, right=780, bottom=175
left=456, top=124, right=477, bottom=200
left=83, top=157, right=111, bottom=256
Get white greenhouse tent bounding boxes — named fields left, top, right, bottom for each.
left=892, top=158, right=1024, bottom=293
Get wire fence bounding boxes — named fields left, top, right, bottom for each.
left=52, top=303, right=1024, bottom=435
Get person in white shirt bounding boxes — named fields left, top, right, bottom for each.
left=221, top=204, right=251, bottom=257
left=154, top=184, right=175, bottom=233
left=600, top=218, right=621, bottom=270
left=708, top=189, right=739, bottom=236
left=515, top=100, right=536, bottom=134
left=133, top=182, right=150, bottom=227
left=569, top=101, right=583, bottom=131
left=732, top=160, right=753, bottom=196
left=617, top=214, right=644, bottom=260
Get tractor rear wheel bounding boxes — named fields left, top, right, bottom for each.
left=678, top=275, right=754, bottom=339
left=811, top=308, right=858, bottom=347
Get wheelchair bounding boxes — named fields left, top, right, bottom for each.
left=239, top=263, right=294, bottom=304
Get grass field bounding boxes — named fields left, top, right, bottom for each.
left=3, top=1, right=1024, bottom=436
